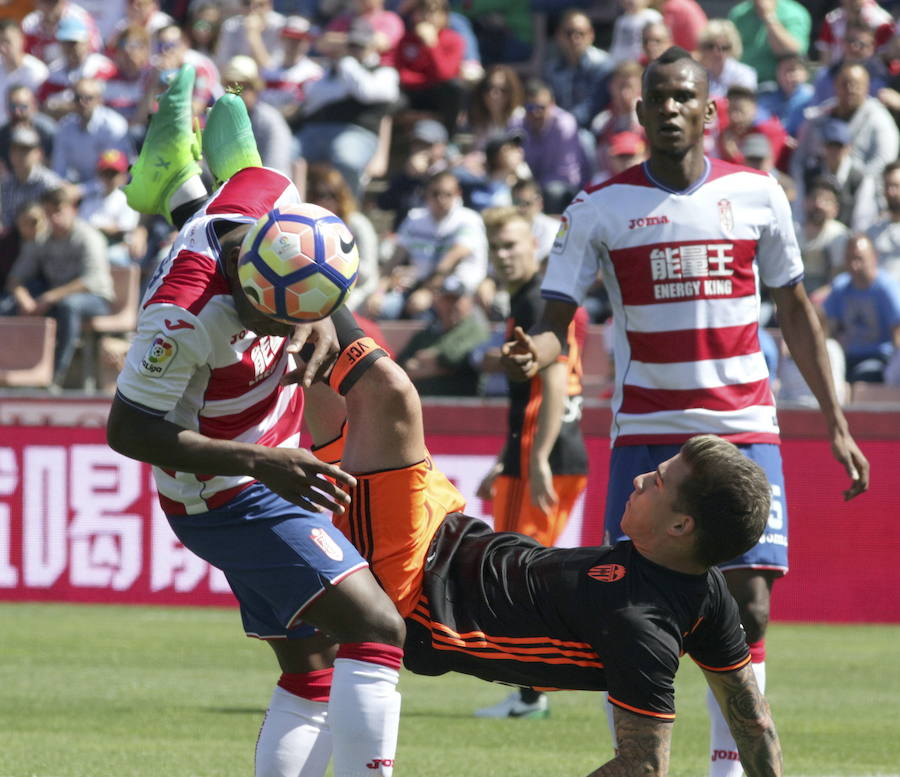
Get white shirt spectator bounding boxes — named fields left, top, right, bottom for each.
left=259, top=56, right=323, bottom=111
left=216, top=9, right=285, bottom=70
left=0, top=55, right=48, bottom=125
left=396, top=201, right=488, bottom=294
left=608, top=8, right=662, bottom=65
left=79, top=185, right=139, bottom=236
left=867, top=218, right=900, bottom=284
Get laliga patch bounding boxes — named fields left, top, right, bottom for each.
left=139, top=332, right=178, bottom=377
left=551, top=214, right=571, bottom=254
left=310, top=527, right=344, bottom=561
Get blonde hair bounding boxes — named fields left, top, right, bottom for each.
left=699, top=19, right=743, bottom=61
left=482, top=205, right=532, bottom=235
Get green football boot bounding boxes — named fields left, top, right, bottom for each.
left=203, top=89, right=262, bottom=187
left=123, top=64, right=202, bottom=223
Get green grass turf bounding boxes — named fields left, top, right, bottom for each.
left=1, top=603, right=898, bottom=777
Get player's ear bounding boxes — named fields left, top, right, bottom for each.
left=704, top=98, right=717, bottom=126
left=669, top=513, right=695, bottom=537
left=635, top=97, right=646, bottom=127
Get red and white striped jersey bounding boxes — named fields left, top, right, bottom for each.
left=542, top=158, right=803, bottom=447
left=116, top=167, right=303, bottom=515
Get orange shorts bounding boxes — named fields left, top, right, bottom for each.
left=491, top=474, right=588, bottom=546
left=315, top=436, right=466, bottom=618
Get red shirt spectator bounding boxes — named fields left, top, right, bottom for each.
left=655, top=0, right=708, bottom=52
left=817, top=0, right=894, bottom=64
left=22, top=0, right=101, bottom=63
left=395, top=26, right=463, bottom=89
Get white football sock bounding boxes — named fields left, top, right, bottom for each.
left=601, top=692, right=618, bottom=753
left=752, top=660, right=766, bottom=694
left=255, top=685, right=332, bottom=777
left=328, top=654, right=401, bottom=777
left=707, top=684, right=743, bottom=777
left=167, top=174, right=208, bottom=211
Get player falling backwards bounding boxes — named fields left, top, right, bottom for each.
left=107, top=66, right=403, bottom=777
left=297, top=304, right=783, bottom=777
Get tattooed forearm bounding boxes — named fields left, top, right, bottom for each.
left=705, top=665, right=784, bottom=777
left=586, top=707, right=671, bottom=777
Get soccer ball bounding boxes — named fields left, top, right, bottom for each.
left=237, top=203, right=359, bottom=322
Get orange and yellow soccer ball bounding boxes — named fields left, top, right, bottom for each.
left=237, top=203, right=359, bottom=322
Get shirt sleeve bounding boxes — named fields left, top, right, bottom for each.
left=685, top=574, right=751, bottom=674
left=541, top=196, right=603, bottom=306
left=116, top=303, right=213, bottom=414
left=756, top=174, right=805, bottom=289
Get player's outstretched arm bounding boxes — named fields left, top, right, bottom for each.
left=703, top=664, right=783, bottom=777
left=107, top=396, right=355, bottom=513
left=771, top=283, right=870, bottom=500
left=585, top=708, right=671, bottom=777
left=501, top=299, right=576, bottom=381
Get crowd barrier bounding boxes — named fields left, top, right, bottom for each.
left=0, top=396, right=898, bottom=623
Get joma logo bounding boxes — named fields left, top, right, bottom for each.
left=628, top=215, right=669, bottom=230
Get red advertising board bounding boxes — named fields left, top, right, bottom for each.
left=1, top=424, right=897, bottom=622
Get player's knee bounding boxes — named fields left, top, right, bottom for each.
left=739, top=600, right=769, bottom=643
left=355, top=357, right=420, bottom=424
left=354, top=599, right=406, bottom=647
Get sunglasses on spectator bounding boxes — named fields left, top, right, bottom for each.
left=513, top=197, right=538, bottom=207
left=525, top=103, right=548, bottom=113
left=562, top=28, right=590, bottom=38
left=701, top=41, right=731, bottom=52
left=75, top=92, right=99, bottom=103
left=9, top=102, right=30, bottom=111
left=486, top=83, right=509, bottom=94
left=311, top=190, right=338, bottom=200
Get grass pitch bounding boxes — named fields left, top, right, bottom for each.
left=0, top=603, right=898, bottom=777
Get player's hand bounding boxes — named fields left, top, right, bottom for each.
left=254, top=447, right=356, bottom=514
left=500, top=326, right=540, bottom=382
left=476, top=460, right=503, bottom=500
left=831, top=429, right=869, bottom=501
left=283, top=318, right=340, bottom=388
left=529, top=456, right=557, bottom=514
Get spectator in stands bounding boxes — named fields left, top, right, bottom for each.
left=810, top=22, right=888, bottom=106
left=640, top=20, right=672, bottom=65
left=375, top=170, right=488, bottom=320
left=215, top=0, right=285, bottom=72
left=541, top=9, right=611, bottom=131
left=0, top=85, right=56, bottom=172
left=186, top=1, right=223, bottom=58
left=590, top=61, right=643, bottom=185
left=465, top=131, right=527, bottom=212
left=816, top=0, right=895, bottom=66
left=728, top=0, right=811, bottom=85
left=511, top=177, right=558, bottom=262
left=5, top=184, right=113, bottom=388
left=697, top=19, right=758, bottom=99
left=22, top=0, right=102, bottom=64
left=716, top=85, right=788, bottom=168
left=325, top=0, right=404, bottom=65
left=512, top=79, right=589, bottom=215
left=376, top=117, right=450, bottom=230
left=650, top=0, right=707, bottom=52
left=258, top=16, right=323, bottom=122
left=739, top=132, right=796, bottom=199
left=51, top=77, right=132, bottom=190
left=798, top=176, right=850, bottom=299
left=146, top=24, right=223, bottom=123
left=463, top=65, right=524, bottom=151
left=776, top=306, right=849, bottom=406
left=40, top=14, right=116, bottom=119
left=801, top=118, right=879, bottom=232
left=0, top=19, right=48, bottom=128
left=107, top=0, right=174, bottom=47
left=0, top=124, right=63, bottom=232
left=293, top=18, right=399, bottom=199
left=757, top=53, right=815, bottom=137
left=592, top=129, right=647, bottom=186
left=866, top=160, right=900, bottom=283
left=455, top=1, right=534, bottom=69
left=824, top=233, right=900, bottom=383
left=395, top=0, right=464, bottom=134
left=0, top=200, right=47, bottom=312
left=77, top=148, right=141, bottom=266
left=792, top=63, right=899, bottom=184
left=396, top=274, right=490, bottom=396
left=305, top=161, right=379, bottom=313
left=104, top=25, right=153, bottom=126
left=220, top=56, right=293, bottom=177
left=608, top=0, right=662, bottom=66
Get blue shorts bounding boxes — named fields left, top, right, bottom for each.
left=604, top=443, right=788, bottom=574
left=167, top=483, right=368, bottom=639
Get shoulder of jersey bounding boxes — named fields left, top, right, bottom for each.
left=207, top=167, right=296, bottom=220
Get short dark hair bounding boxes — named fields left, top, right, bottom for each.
left=807, top=175, right=840, bottom=198
left=883, top=159, right=900, bottom=179
left=674, top=435, right=771, bottom=567
left=644, top=46, right=708, bottom=94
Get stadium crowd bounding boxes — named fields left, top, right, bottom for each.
left=2, top=0, right=900, bottom=397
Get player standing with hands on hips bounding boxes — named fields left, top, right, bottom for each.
left=501, top=47, right=869, bottom=777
